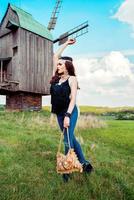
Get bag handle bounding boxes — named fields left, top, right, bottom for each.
left=57, top=127, right=71, bottom=153
left=66, top=127, right=71, bottom=149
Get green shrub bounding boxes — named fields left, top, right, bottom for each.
left=116, top=112, right=134, bottom=120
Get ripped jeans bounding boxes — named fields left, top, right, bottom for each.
left=56, top=105, right=87, bottom=164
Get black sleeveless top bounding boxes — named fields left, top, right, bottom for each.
left=50, top=77, right=71, bottom=114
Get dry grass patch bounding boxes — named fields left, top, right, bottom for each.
left=48, top=113, right=107, bottom=130
left=77, top=114, right=107, bottom=129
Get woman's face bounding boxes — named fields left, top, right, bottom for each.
left=57, top=59, right=67, bottom=74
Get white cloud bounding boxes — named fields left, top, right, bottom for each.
left=113, top=0, right=134, bottom=37
left=74, top=51, right=134, bottom=106
left=121, top=49, right=134, bottom=56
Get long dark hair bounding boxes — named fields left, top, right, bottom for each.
left=50, top=57, right=76, bottom=83
left=50, top=57, right=80, bottom=89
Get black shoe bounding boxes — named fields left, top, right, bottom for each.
left=82, top=162, right=93, bottom=173
left=62, top=174, right=70, bottom=182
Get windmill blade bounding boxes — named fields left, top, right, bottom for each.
left=53, top=21, right=89, bottom=45
left=47, top=0, right=62, bottom=31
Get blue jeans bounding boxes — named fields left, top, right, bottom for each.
left=56, top=105, right=87, bottom=164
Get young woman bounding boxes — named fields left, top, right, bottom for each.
left=50, top=38, right=93, bottom=182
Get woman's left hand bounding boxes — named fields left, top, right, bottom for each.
left=63, top=116, right=70, bottom=128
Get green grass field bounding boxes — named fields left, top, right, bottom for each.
left=0, top=109, right=134, bottom=200
left=42, top=105, right=134, bottom=114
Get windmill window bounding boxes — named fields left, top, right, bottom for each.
left=13, top=46, right=18, bottom=56
left=0, top=59, right=11, bottom=82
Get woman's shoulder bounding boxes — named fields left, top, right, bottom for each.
left=68, top=76, right=77, bottom=86
left=69, top=75, right=77, bottom=80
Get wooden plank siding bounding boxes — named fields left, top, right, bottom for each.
left=11, top=29, right=19, bottom=83
left=19, top=29, right=53, bottom=94
left=0, top=33, right=13, bottom=84
left=0, top=33, right=13, bottom=58
left=47, top=41, right=53, bottom=94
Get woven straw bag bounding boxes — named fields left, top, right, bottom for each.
left=56, top=127, right=83, bottom=174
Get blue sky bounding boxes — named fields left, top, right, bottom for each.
left=0, top=0, right=133, bottom=55
left=0, top=0, right=134, bottom=106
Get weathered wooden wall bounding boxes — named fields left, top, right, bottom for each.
left=0, top=29, right=20, bottom=85
left=19, top=29, right=53, bottom=95
left=0, top=32, right=13, bottom=58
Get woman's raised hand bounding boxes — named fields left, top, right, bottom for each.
left=66, top=38, right=76, bottom=45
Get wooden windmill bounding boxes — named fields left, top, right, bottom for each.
left=0, top=1, right=88, bottom=111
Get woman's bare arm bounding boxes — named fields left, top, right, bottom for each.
left=53, top=39, right=76, bottom=76
left=53, top=43, right=68, bottom=76
left=67, top=76, right=77, bottom=114
left=63, top=76, right=77, bottom=128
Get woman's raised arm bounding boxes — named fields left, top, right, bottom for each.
left=53, top=39, right=76, bottom=76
